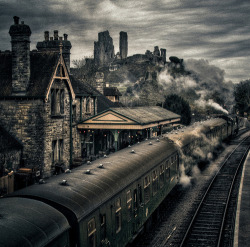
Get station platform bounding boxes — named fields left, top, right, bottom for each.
left=234, top=150, right=250, bottom=247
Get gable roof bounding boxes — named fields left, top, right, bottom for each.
left=78, top=106, right=180, bottom=130
left=110, top=106, right=180, bottom=124
left=0, top=51, right=58, bottom=98
left=0, top=51, right=76, bottom=100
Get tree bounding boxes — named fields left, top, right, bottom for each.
left=162, top=94, right=192, bottom=125
left=234, top=80, right=250, bottom=116
left=72, top=58, right=86, bottom=69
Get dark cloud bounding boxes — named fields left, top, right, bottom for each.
left=0, top=0, right=249, bottom=82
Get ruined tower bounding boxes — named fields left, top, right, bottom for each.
left=119, top=31, right=128, bottom=59
left=9, top=16, right=31, bottom=95
left=36, top=30, right=72, bottom=72
left=94, top=31, right=115, bottom=67
left=153, top=46, right=160, bottom=57
left=160, top=48, right=166, bottom=63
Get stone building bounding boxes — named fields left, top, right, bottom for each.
left=0, top=16, right=98, bottom=178
left=94, top=31, right=115, bottom=67
left=103, top=87, right=122, bottom=103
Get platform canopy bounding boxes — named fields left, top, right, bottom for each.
left=78, top=106, right=180, bottom=130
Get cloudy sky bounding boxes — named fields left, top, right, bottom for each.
left=0, top=0, right=249, bottom=83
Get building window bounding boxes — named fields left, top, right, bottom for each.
left=127, top=190, right=132, bottom=221
left=51, top=88, right=64, bottom=115
left=144, top=175, right=150, bottom=204
left=60, top=89, right=64, bottom=114
left=86, top=97, right=91, bottom=113
left=115, top=198, right=122, bottom=233
left=88, top=218, right=96, bottom=247
left=72, top=105, right=76, bottom=122
left=52, top=139, right=63, bottom=163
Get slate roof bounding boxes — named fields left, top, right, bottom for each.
left=0, top=52, right=12, bottom=97
left=108, top=106, right=180, bottom=124
left=0, top=51, right=58, bottom=98
left=103, top=87, right=122, bottom=96
left=0, top=125, right=22, bottom=152
left=69, top=75, right=96, bottom=96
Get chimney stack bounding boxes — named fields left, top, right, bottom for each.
left=44, top=31, right=49, bottom=41
left=54, top=30, right=58, bottom=40
left=13, top=16, right=19, bottom=25
left=36, top=30, right=71, bottom=72
left=9, top=16, right=31, bottom=95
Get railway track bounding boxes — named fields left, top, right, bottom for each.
left=179, top=136, right=250, bottom=247
left=131, top=131, right=250, bottom=247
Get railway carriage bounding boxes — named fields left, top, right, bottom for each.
left=10, top=138, right=179, bottom=247
left=0, top=197, right=70, bottom=247
left=0, top=117, right=239, bottom=247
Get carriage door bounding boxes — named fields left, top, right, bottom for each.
left=133, top=189, right=138, bottom=218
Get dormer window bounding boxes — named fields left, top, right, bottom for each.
left=51, top=88, right=64, bottom=116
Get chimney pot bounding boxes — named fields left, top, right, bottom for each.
left=54, top=30, right=58, bottom=40
left=44, top=31, right=49, bottom=41
left=63, top=33, right=68, bottom=40
left=13, top=16, right=19, bottom=25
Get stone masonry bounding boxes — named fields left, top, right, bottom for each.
left=94, top=31, right=115, bottom=67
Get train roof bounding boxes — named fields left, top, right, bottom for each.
left=166, top=118, right=227, bottom=148
left=11, top=138, right=177, bottom=222
left=0, top=197, right=69, bottom=247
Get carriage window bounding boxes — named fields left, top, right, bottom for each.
left=166, top=160, right=170, bottom=179
left=144, top=175, right=150, bottom=204
left=127, top=190, right=132, bottom=221
left=88, top=218, right=96, bottom=247
left=115, top=198, right=122, bottom=233
left=138, top=184, right=143, bottom=205
left=159, top=164, right=165, bottom=188
left=100, top=214, right=106, bottom=241
left=152, top=170, right=158, bottom=196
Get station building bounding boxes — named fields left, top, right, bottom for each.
left=78, top=106, right=180, bottom=160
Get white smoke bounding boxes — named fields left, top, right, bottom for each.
left=157, top=59, right=234, bottom=114
left=195, top=98, right=229, bottom=114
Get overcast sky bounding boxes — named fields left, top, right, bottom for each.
left=0, top=0, right=249, bottom=83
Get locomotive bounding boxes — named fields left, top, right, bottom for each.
left=0, top=117, right=239, bottom=247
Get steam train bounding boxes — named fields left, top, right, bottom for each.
left=0, top=116, right=239, bottom=247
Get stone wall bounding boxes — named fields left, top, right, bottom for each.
left=0, top=100, right=45, bottom=170
left=0, top=79, right=82, bottom=178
